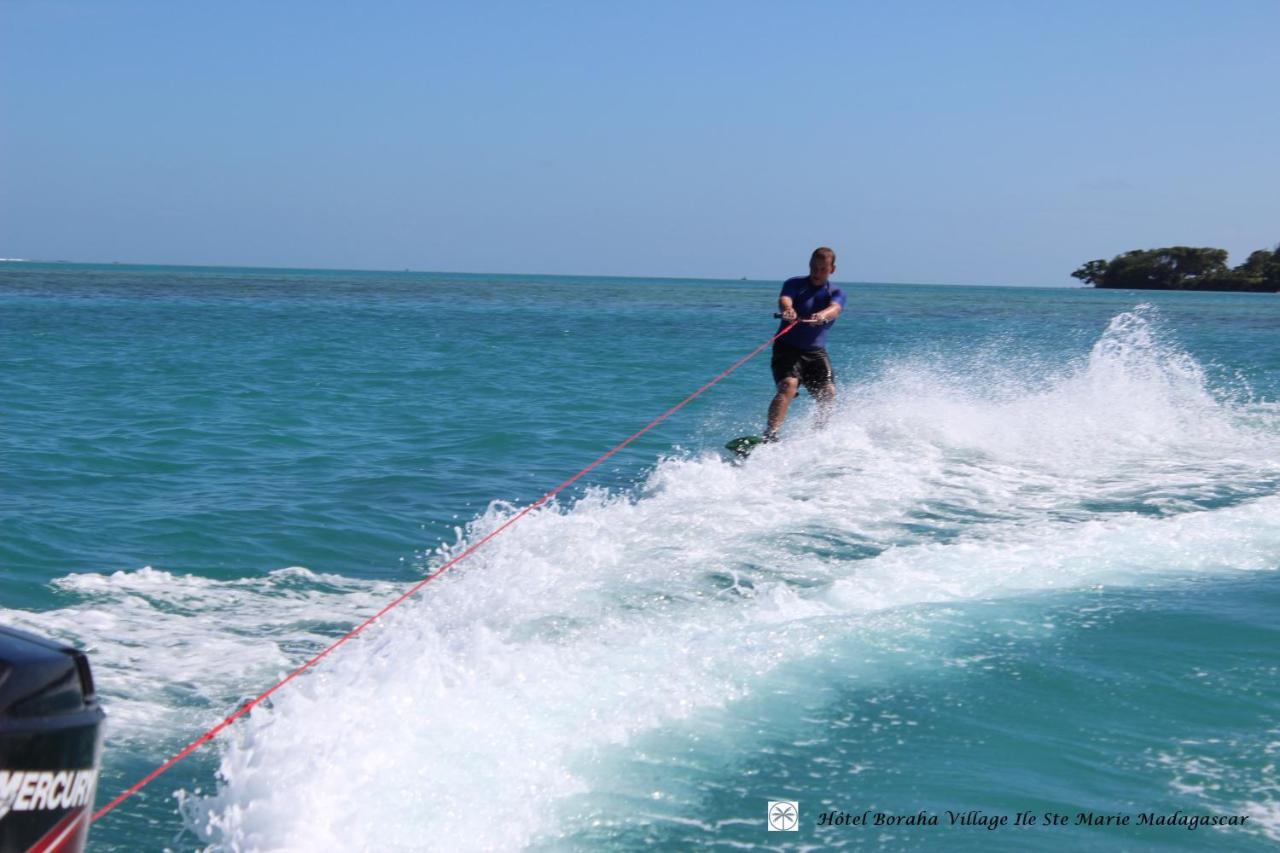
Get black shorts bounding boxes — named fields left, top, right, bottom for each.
left=771, top=343, right=834, bottom=393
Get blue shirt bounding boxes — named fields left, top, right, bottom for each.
left=776, top=276, right=847, bottom=350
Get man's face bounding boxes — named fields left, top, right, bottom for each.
left=810, top=255, right=835, bottom=283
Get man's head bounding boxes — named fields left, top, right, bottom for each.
left=809, top=247, right=836, bottom=283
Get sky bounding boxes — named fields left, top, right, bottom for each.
left=1, top=1, right=1277, bottom=285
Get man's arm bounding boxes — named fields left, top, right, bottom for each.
left=803, top=288, right=846, bottom=324
left=778, top=294, right=797, bottom=321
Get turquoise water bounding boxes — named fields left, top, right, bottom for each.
left=2, top=262, right=1278, bottom=850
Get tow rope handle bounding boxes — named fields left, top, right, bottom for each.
left=773, top=312, right=829, bottom=325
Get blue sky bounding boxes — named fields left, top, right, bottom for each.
left=2, top=1, right=1277, bottom=284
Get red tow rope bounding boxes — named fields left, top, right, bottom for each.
left=92, top=320, right=798, bottom=823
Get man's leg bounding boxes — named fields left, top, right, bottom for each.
left=801, top=349, right=837, bottom=431
left=766, top=377, right=799, bottom=440
left=812, top=381, right=836, bottom=430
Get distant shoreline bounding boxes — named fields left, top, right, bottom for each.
left=1073, top=245, right=1279, bottom=293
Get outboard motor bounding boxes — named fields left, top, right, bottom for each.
left=0, top=626, right=104, bottom=853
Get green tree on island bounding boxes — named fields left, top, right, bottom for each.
left=1072, top=244, right=1279, bottom=292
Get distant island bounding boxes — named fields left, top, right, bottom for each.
left=1072, top=244, right=1279, bottom=292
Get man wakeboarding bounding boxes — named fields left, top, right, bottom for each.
left=726, top=247, right=846, bottom=457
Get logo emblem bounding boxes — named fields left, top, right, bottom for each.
left=768, top=800, right=799, bottom=831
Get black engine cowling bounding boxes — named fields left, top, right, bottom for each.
left=0, top=626, right=104, bottom=853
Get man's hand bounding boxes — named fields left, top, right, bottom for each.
left=801, top=305, right=841, bottom=325
left=780, top=306, right=798, bottom=321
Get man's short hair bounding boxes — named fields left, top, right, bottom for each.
left=810, top=247, right=836, bottom=267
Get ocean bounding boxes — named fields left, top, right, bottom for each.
left=1, top=262, right=1277, bottom=851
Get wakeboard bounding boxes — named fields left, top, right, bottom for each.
left=725, top=435, right=768, bottom=457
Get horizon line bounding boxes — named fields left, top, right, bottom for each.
left=0, top=258, right=1077, bottom=290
